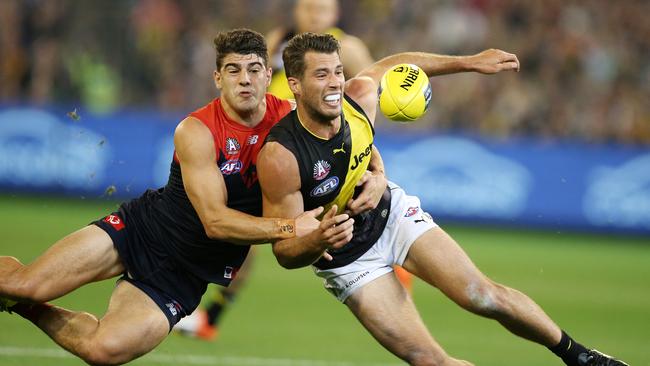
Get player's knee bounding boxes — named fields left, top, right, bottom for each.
left=463, top=280, right=507, bottom=317
left=83, top=337, right=134, bottom=366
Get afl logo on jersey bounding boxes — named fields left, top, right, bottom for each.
left=310, top=176, right=339, bottom=197
left=225, top=137, right=241, bottom=155
left=220, top=159, right=242, bottom=175
left=313, top=160, right=331, bottom=181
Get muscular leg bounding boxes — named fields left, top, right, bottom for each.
left=32, top=280, right=169, bottom=365
left=345, top=272, right=472, bottom=366
left=0, top=225, right=124, bottom=302
left=402, top=226, right=561, bottom=347
left=0, top=225, right=169, bottom=364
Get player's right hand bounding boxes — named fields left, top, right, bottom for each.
left=317, top=205, right=354, bottom=253
left=470, top=48, right=520, bottom=74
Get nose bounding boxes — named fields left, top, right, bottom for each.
left=238, top=70, right=251, bottom=85
left=327, top=74, right=341, bottom=89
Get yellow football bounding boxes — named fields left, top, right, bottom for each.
left=378, top=63, right=432, bottom=122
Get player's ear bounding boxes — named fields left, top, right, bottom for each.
left=287, top=77, right=301, bottom=96
left=266, top=67, right=272, bottom=87
left=213, top=69, right=222, bottom=89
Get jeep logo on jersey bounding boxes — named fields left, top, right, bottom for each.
left=220, top=159, right=242, bottom=175
left=310, top=176, right=339, bottom=197
left=225, top=137, right=240, bottom=155
left=350, top=143, right=373, bottom=170
left=313, top=160, right=331, bottom=181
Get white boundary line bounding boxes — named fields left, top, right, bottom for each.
left=0, top=346, right=402, bottom=366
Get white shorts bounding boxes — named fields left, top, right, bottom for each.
left=314, top=182, right=438, bottom=302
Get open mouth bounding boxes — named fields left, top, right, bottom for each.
left=323, top=93, right=341, bottom=107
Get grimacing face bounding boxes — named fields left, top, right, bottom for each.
left=214, top=53, right=271, bottom=117
left=294, top=0, right=338, bottom=34
left=293, top=51, right=344, bottom=123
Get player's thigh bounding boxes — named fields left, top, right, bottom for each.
left=92, top=279, right=170, bottom=362
left=345, top=272, right=447, bottom=362
left=20, top=225, right=124, bottom=295
left=402, top=227, right=490, bottom=308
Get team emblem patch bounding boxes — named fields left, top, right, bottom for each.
left=225, top=137, right=241, bottom=155
left=310, top=176, right=339, bottom=197
left=103, top=214, right=125, bottom=231
left=220, top=159, right=242, bottom=175
left=404, top=206, right=420, bottom=217
left=313, top=160, right=331, bottom=181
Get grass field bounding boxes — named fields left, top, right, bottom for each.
left=0, top=194, right=648, bottom=366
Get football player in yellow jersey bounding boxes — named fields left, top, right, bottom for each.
left=256, top=32, right=628, bottom=366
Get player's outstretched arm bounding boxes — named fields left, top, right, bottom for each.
left=347, top=49, right=520, bottom=125
left=356, top=49, right=520, bottom=86
left=174, top=117, right=318, bottom=245
left=258, top=142, right=354, bottom=269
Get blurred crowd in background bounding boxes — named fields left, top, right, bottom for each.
left=1, top=0, right=649, bottom=144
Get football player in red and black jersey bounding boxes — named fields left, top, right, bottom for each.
left=0, top=29, right=354, bottom=365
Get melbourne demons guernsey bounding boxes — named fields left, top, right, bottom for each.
left=122, top=94, right=291, bottom=286
left=266, top=95, right=391, bottom=270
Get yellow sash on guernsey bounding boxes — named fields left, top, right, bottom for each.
left=323, top=97, right=373, bottom=215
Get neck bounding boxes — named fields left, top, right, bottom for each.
left=296, top=106, right=340, bottom=140
left=221, top=97, right=267, bottom=128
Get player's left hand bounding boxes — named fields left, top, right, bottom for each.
left=346, top=170, right=388, bottom=216
left=470, top=49, right=520, bottom=74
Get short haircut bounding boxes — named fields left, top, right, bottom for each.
left=213, top=28, right=268, bottom=69
left=282, top=32, right=340, bottom=78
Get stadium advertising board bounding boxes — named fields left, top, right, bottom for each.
left=0, top=106, right=648, bottom=234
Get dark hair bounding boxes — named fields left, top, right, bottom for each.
left=282, top=32, right=340, bottom=78
left=213, top=28, right=268, bottom=70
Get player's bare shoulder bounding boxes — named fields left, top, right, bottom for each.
left=174, top=117, right=215, bottom=162
left=344, top=76, right=379, bottom=124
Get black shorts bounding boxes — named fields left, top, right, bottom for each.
left=93, top=213, right=208, bottom=329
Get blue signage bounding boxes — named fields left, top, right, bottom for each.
left=0, top=105, right=648, bottom=235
